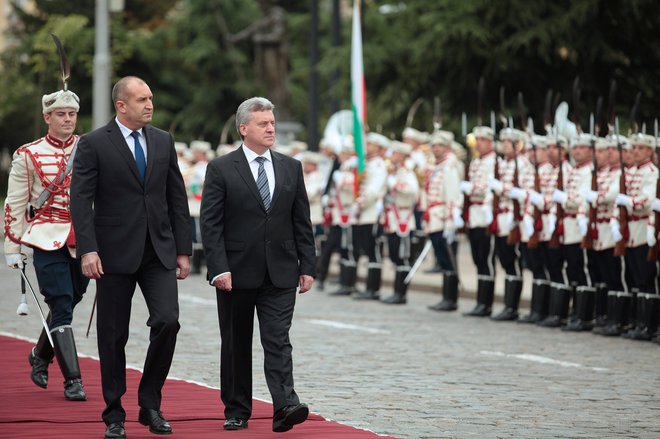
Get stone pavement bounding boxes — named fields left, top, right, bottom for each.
left=1, top=248, right=660, bottom=439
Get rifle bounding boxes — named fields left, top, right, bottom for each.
left=529, top=90, right=553, bottom=248
left=463, top=78, right=484, bottom=229
left=507, top=92, right=526, bottom=246
left=613, top=116, right=628, bottom=256
left=648, top=118, right=659, bottom=261
left=548, top=129, right=564, bottom=248
left=489, top=93, right=502, bottom=236
left=581, top=108, right=600, bottom=250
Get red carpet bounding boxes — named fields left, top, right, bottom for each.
left=0, top=335, right=396, bottom=438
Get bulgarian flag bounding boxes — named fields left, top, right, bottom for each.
left=351, top=0, right=366, bottom=194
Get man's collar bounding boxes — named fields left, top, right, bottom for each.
left=242, top=144, right=272, bottom=162
left=115, top=117, right=143, bottom=138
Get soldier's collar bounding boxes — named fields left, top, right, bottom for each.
left=636, top=159, right=653, bottom=168
left=45, top=133, right=75, bottom=149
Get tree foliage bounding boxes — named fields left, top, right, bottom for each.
left=1, top=0, right=659, bottom=156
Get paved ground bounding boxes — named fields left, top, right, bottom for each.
left=2, top=239, right=660, bottom=439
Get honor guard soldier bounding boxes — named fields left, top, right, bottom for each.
left=564, top=138, right=619, bottom=331
left=461, top=126, right=497, bottom=317
left=540, top=133, right=594, bottom=327
left=424, top=131, right=464, bottom=311
left=351, top=132, right=389, bottom=300
left=488, top=128, right=534, bottom=321
left=615, top=133, right=659, bottom=340
left=518, top=135, right=558, bottom=323
left=4, top=87, right=89, bottom=401
left=301, top=151, right=328, bottom=251
left=327, top=141, right=360, bottom=296
left=381, top=141, right=419, bottom=304
left=402, top=127, right=433, bottom=262
left=186, top=140, right=211, bottom=274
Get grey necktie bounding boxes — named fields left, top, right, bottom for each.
left=255, top=156, right=271, bottom=210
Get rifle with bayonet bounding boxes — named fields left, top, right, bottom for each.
left=648, top=118, right=659, bottom=262
left=489, top=88, right=505, bottom=236
left=528, top=90, right=554, bottom=248
left=506, top=92, right=524, bottom=246
left=462, top=77, right=484, bottom=231
left=581, top=105, right=601, bottom=250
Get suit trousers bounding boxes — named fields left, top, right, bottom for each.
left=217, top=274, right=299, bottom=420
left=96, top=235, right=180, bottom=425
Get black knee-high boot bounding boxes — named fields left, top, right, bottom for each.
left=51, top=325, right=86, bottom=401
left=428, top=271, right=459, bottom=311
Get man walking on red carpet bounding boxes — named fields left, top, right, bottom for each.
left=71, top=76, right=192, bottom=439
left=201, top=97, right=316, bottom=432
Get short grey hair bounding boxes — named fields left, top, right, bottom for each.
left=235, top=97, right=275, bottom=139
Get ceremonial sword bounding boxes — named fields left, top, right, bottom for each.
left=19, top=268, right=54, bottom=347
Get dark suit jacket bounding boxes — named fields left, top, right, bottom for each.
left=200, top=147, right=316, bottom=290
left=70, top=119, right=191, bottom=273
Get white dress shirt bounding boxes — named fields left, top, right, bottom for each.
left=242, top=144, right=275, bottom=199
left=115, top=117, right=148, bottom=161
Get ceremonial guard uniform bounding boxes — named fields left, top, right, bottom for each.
left=381, top=141, right=419, bottom=304
left=302, top=151, right=328, bottom=267
left=424, top=131, right=463, bottom=311
left=185, top=140, right=211, bottom=274
left=540, top=134, right=594, bottom=327
left=4, top=89, right=88, bottom=401
left=327, top=144, right=360, bottom=296
left=489, top=129, right=534, bottom=321
left=614, top=134, right=659, bottom=340
left=461, top=126, right=497, bottom=317
left=518, top=135, right=559, bottom=323
left=352, top=133, right=389, bottom=300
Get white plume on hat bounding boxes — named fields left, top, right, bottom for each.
left=42, top=90, right=80, bottom=114
left=629, top=133, right=655, bottom=148
left=366, top=132, right=390, bottom=148
left=570, top=133, right=593, bottom=148
left=472, top=126, right=494, bottom=140
left=390, top=140, right=412, bottom=156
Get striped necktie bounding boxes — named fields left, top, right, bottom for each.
left=255, top=156, right=271, bottom=210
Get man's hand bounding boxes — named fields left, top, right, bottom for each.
left=176, top=255, right=190, bottom=280
left=298, top=275, right=314, bottom=294
left=213, top=273, right=232, bottom=291
left=5, top=253, right=25, bottom=269
left=82, top=252, right=104, bottom=279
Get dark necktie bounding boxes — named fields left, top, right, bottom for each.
left=130, top=131, right=146, bottom=182
left=255, top=156, right=271, bottom=210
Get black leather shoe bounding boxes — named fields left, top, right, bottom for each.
left=63, top=378, right=87, bottom=401
left=139, top=408, right=172, bottom=435
left=28, top=349, right=50, bottom=389
left=105, top=422, right=126, bottom=439
left=381, top=293, right=406, bottom=304
left=273, top=403, right=309, bottom=432
left=224, top=418, right=248, bottom=430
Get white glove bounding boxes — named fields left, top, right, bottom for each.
left=582, top=189, right=598, bottom=205
left=459, top=181, right=473, bottom=195
left=528, top=190, right=544, bottom=208
left=577, top=215, right=589, bottom=237
left=522, top=214, right=534, bottom=237
left=508, top=187, right=526, bottom=201
left=332, top=170, right=343, bottom=185
left=505, top=212, right=516, bottom=232
left=651, top=198, right=660, bottom=212
left=375, top=199, right=384, bottom=216
left=648, top=226, right=657, bottom=248
left=610, top=220, right=623, bottom=242
left=5, top=253, right=24, bottom=269
left=552, top=189, right=567, bottom=205
left=547, top=213, right=557, bottom=236
left=387, top=175, right=397, bottom=189
left=483, top=205, right=493, bottom=226
left=488, top=178, right=503, bottom=194
left=443, top=228, right=456, bottom=244
left=452, top=208, right=465, bottom=229
left=615, top=194, right=633, bottom=208
left=350, top=204, right=360, bottom=218
left=321, top=194, right=329, bottom=208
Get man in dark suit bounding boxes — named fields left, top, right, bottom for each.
left=200, top=97, right=316, bottom=432
left=70, top=76, right=192, bottom=439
